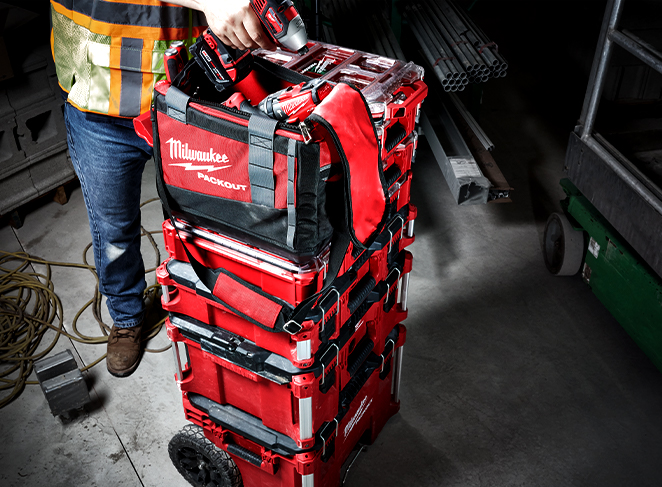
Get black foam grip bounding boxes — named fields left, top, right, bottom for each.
left=227, top=443, right=263, bottom=467
left=347, top=337, right=375, bottom=377
left=348, top=275, right=376, bottom=313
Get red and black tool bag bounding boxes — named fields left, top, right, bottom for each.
left=150, top=57, right=390, bottom=263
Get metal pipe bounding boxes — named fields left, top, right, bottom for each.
left=465, top=30, right=499, bottom=66
left=438, top=0, right=469, bottom=36
left=407, top=13, right=453, bottom=89
left=411, top=7, right=464, bottom=78
left=446, top=0, right=507, bottom=68
left=368, top=18, right=389, bottom=58
left=409, top=9, right=462, bottom=79
left=580, top=0, right=624, bottom=137
left=622, top=29, right=662, bottom=59
left=372, top=13, right=397, bottom=59
left=424, top=0, right=485, bottom=71
left=609, top=29, right=662, bottom=75
left=421, top=0, right=473, bottom=72
left=448, top=93, right=495, bottom=151
left=377, top=12, right=407, bottom=61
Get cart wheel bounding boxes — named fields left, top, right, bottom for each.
left=169, top=424, right=242, bottom=487
left=543, top=212, right=585, bottom=276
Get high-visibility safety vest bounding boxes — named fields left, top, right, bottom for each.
left=50, top=0, right=207, bottom=118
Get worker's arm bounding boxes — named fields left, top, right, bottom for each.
left=165, top=0, right=276, bottom=51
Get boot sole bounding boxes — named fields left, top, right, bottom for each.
left=107, top=353, right=142, bottom=378
left=106, top=360, right=140, bottom=377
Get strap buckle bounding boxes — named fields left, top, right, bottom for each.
left=283, top=320, right=303, bottom=335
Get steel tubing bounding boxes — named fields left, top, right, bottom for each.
left=423, top=0, right=486, bottom=71
left=367, top=20, right=388, bottom=58
left=465, top=29, right=499, bottom=66
left=447, top=0, right=508, bottom=68
left=609, top=29, right=662, bottom=75
left=412, top=7, right=465, bottom=78
left=581, top=0, right=623, bottom=137
left=407, top=13, right=453, bottom=89
left=410, top=7, right=463, bottom=79
left=437, top=0, right=469, bottom=37
left=421, top=0, right=474, bottom=72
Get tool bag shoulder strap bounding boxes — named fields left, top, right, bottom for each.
left=308, top=82, right=389, bottom=247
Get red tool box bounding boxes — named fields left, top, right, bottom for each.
left=154, top=38, right=425, bottom=487
left=167, top=311, right=402, bottom=449
left=161, top=202, right=416, bottom=309
left=157, top=247, right=411, bottom=369
left=169, top=323, right=406, bottom=487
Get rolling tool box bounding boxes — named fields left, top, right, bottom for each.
left=148, top=38, right=426, bottom=487
left=173, top=324, right=406, bottom=487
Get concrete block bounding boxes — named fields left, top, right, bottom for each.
left=15, top=97, right=67, bottom=158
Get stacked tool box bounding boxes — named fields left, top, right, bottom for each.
left=157, top=40, right=427, bottom=487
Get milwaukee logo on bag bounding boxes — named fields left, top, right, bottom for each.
left=166, top=138, right=230, bottom=167
left=164, top=137, right=249, bottom=192
left=158, top=116, right=256, bottom=203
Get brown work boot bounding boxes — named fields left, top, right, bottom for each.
left=107, top=323, right=143, bottom=377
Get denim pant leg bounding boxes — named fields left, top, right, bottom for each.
left=64, top=103, right=154, bottom=328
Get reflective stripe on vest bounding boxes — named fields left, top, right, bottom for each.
left=50, top=0, right=206, bottom=118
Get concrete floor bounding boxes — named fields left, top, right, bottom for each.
left=3, top=4, right=662, bottom=486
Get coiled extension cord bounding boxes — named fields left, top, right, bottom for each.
left=0, top=198, right=169, bottom=408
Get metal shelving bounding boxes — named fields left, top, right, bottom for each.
left=566, top=0, right=662, bottom=278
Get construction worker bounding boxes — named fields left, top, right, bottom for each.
left=50, top=0, right=275, bottom=377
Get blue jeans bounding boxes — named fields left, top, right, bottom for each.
left=64, top=103, right=154, bottom=328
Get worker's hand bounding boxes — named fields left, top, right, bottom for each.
left=202, top=0, right=277, bottom=51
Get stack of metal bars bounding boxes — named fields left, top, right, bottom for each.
left=405, top=0, right=508, bottom=92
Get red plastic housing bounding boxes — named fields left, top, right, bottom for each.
left=180, top=324, right=407, bottom=487
left=166, top=312, right=403, bottom=449
left=156, top=247, right=411, bottom=369
left=162, top=219, right=327, bottom=306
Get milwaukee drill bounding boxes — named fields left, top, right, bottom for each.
left=258, top=78, right=333, bottom=123
left=191, top=0, right=308, bottom=92
left=223, top=79, right=333, bottom=125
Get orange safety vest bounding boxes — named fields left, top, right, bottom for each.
left=50, top=0, right=206, bottom=118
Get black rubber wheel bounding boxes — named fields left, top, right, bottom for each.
left=169, top=424, right=242, bottom=487
left=543, top=212, right=585, bottom=276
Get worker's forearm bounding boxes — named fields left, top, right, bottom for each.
left=163, top=0, right=274, bottom=51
